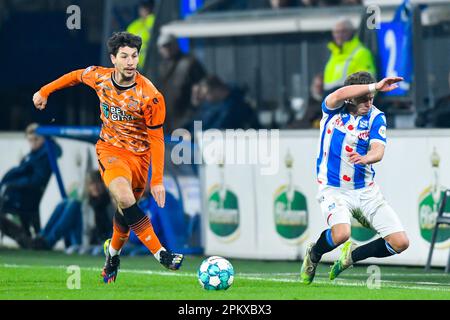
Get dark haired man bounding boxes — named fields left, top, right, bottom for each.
left=32, top=32, right=184, bottom=284
left=300, top=72, right=409, bottom=284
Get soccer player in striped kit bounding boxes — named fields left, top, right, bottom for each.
left=300, top=71, right=409, bottom=284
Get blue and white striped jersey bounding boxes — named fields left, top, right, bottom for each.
left=316, top=96, right=387, bottom=189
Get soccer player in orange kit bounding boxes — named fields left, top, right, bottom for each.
left=32, top=32, right=183, bottom=283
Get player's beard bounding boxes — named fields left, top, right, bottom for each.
left=120, top=70, right=135, bottom=82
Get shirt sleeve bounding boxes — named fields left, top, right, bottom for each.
left=145, top=91, right=166, bottom=187
left=145, top=91, right=166, bottom=129
left=39, top=66, right=98, bottom=98
left=78, top=66, right=98, bottom=88
left=322, top=94, right=344, bottom=115
left=369, top=113, right=387, bottom=146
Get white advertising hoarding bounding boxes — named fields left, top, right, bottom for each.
left=202, top=162, right=258, bottom=258
left=200, top=129, right=450, bottom=267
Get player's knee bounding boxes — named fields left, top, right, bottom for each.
left=110, top=188, right=135, bottom=208
left=110, top=186, right=136, bottom=209
left=394, top=239, right=409, bottom=253
left=115, top=194, right=136, bottom=209
left=388, top=234, right=409, bottom=253
left=331, top=225, right=351, bottom=245
left=108, top=177, right=135, bottom=209
left=333, top=232, right=350, bottom=245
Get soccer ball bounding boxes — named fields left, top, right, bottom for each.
left=198, top=256, right=234, bottom=290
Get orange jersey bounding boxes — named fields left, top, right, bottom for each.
left=39, top=66, right=165, bottom=186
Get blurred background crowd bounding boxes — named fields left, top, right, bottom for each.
left=0, top=0, right=449, bottom=133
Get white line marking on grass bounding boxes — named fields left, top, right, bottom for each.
left=245, top=272, right=450, bottom=277
left=1, top=263, right=193, bottom=277
left=244, top=272, right=450, bottom=286
left=2, top=264, right=449, bottom=292
left=381, top=280, right=450, bottom=287
left=240, top=274, right=450, bottom=292
left=329, top=273, right=450, bottom=277
left=243, top=272, right=450, bottom=289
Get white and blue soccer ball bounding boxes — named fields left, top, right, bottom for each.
left=198, top=256, right=234, bottom=290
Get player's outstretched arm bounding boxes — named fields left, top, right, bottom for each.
left=32, top=69, right=85, bottom=110
left=326, top=76, right=404, bottom=109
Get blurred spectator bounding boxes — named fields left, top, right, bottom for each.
left=157, top=33, right=206, bottom=134
left=0, top=123, right=61, bottom=247
left=300, top=0, right=341, bottom=6
left=287, top=73, right=324, bottom=129
left=198, top=0, right=255, bottom=11
left=32, top=170, right=114, bottom=253
left=32, top=192, right=82, bottom=251
left=323, top=18, right=376, bottom=95
left=428, top=71, right=450, bottom=128
left=340, top=0, right=362, bottom=5
left=299, top=0, right=314, bottom=5
left=270, top=0, right=299, bottom=8
left=84, top=171, right=114, bottom=248
left=183, top=75, right=259, bottom=137
left=126, top=0, right=156, bottom=70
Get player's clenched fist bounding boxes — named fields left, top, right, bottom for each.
left=33, top=91, right=47, bottom=110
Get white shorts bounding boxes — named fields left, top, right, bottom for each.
left=316, top=183, right=404, bottom=238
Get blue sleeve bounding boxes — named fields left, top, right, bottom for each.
left=321, top=95, right=343, bottom=115
left=7, top=151, right=51, bottom=189
left=369, top=113, right=387, bottom=145
left=1, top=166, right=29, bottom=184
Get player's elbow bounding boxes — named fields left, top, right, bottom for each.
left=372, top=153, right=383, bottom=164
left=368, top=144, right=385, bottom=164
left=325, top=92, right=341, bottom=109
left=331, top=87, right=350, bottom=103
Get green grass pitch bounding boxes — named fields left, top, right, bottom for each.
left=0, top=248, right=449, bottom=300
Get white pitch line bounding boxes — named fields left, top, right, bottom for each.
left=1, top=263, right=193, bottom=277
left=240, top=275, right=450, bottom=292
left=245, top=272, right=450, bottom=277
left=2, top=264, right=449, bottom=293
left=381, top=280, right=450, bottom=287
left=3, top=264, right=448, bottom=277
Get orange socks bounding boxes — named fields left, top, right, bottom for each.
left=110, top=219, right=130, bottom=254
left=118, top=203, right=164, bottom=256
left=129, top=216, right=162, bottom=254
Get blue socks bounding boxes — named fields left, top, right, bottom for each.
left=311, top=229, right=338, bottom=263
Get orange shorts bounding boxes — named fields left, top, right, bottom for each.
left=96, top=139, right=150, bottom=200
